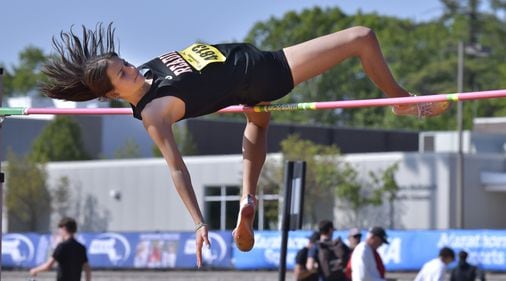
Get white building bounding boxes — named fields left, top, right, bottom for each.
left=29, top=151, right=506, bottom=233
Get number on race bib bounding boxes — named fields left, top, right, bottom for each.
left=179, top=44, right=226, bottom=71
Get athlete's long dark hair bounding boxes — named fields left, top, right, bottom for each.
left=41, top=23, right=119, bottom=101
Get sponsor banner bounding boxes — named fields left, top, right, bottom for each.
left=233, top=230, right=314, bottom=270
left=377, top=230, right=506, bottom=271
left=2, top=233, right=42, bottom=268
left=233, top=230, right=506, bottom=272
left=175, top=231, right=232, bottom=268
left=132, top=232, right=181, bottom=269
left=3, top=230, right=506, bottom=271
left=84, top=232, right=136, bottom=268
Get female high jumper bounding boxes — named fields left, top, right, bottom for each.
left=41, top=23, right=449, bottom=267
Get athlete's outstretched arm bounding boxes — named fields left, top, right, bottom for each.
left=141, top=99, right=210, bottom=268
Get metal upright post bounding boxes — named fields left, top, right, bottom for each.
left=279, top=161, right=306, bottom=281
left=456, top=41, right=464, bottom=229
left=0, top=67, right=5, bottom=271
left=278, top=161, right=293, bottom=281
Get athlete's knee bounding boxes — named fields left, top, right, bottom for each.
left=251, top=118, right=270, bottom=130
left=349, top=26, right=376, bottom=44
left=246, top=113, right=270, bottom=130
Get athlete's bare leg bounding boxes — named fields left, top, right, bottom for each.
left=283, top=26, right=449, bottom=117
left=233, top=108, right=270, bottom=252
left=284, top=26, right=408, bottom=96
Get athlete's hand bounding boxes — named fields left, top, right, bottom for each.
left=195, top=225, right=210, bottom=268
left=29, top=268, right=38, bottom=277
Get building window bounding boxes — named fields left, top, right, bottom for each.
left=204, top=186, right=240, bottom=231
left=204, top=186, right=279, bottom=231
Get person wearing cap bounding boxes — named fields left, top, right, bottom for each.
left=350, top=226, right=389, bottom=281
left=348, top=228, right=362, bottom=251
left=345, top=228, right=363, bottom=280
left=306, top=220, right=335, bottom=280
left=306, top=220, right=350, bottom=281
left=294, top=231, right=320, bottom=281
left=414, top=247, right=455, bottom=281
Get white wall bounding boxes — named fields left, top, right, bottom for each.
left=46, top=155, right=244, bottom=232
left=41, top=152, right=506, bottom=232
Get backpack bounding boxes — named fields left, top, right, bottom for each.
left=317, top=237, right=351, bottom=281
left=295, top=247, right=319, bottom=281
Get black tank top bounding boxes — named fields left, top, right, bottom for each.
left=131, top=43, right=263, bottom=121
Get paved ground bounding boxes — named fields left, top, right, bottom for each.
left=2, top=270, right=506, bottom=281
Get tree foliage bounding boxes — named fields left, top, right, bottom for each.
left=52, top=176, right=72, bottom=219
left=1, top=46, right=48, bottom=96
left=30, top=116, right=89, bottom=162
left=241, top=4, right=505, bottom=131
left=152, top=124, right=198, bottom=157
left=114, top=138, right=141, bottom=159
left=261, top=135, right=401, bottom=228
left=5, top=150, right=52, bottom=232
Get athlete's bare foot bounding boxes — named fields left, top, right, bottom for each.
left=232, top=194, right=256, bottom=252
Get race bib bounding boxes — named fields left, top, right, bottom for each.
left=178, top=43, right=226, bottom=71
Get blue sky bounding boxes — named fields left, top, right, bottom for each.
left=1, top=0, right=444, bottom=68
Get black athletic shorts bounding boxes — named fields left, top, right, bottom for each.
left=230, top=44, right=295, bottom=105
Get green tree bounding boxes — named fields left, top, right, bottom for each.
left=152, top=124, right=198, bottom=156
left=52, top=176, right=72, bottom=219
left=5, top=150, right=52, bottom=232
left=280, top=135, right=341, bottom=226
left=2, top=46, right=48, bottom=96
left=114, top=138, right=141, bottom=159
left=438, top=0, right=506, bottom=125
left=262, top=135, right=401, bottom=228
left=242, top=6, right=505, bottom=130
left=30, top=116, right=89, bottom=162
left=369, top=162, right=400, bottom=228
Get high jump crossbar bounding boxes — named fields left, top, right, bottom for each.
left=1, top=89, right=506, bottom=116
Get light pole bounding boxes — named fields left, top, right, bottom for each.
left=455, top=41, right=491, bottom=229
left=456, top=42, right=464, bottom=229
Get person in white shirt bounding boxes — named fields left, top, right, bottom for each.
left=351, top=226, right=389, bottom=281
left=414, top=247, right=455, bottom=281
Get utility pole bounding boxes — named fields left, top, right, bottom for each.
left=456, top=42, right=464, bottom=229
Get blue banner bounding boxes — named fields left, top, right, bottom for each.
left=1, top=231, right=232, bottom=270
left=2, top=229, right=506, bottom=271
left=85, top=232, right=137, bottom=268
left=233, top=230, right=313, bottom=270
left=175, top=231, right=232, bottom=268
left=373, top=230, right=506, bottom=271
left=2, top=233, right=44, bottom=268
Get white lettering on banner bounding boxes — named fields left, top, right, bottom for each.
left=437, top=233, right=482, bottom=248
left=264, top=249, right=280, bottom=266
left=435, top=232, right=506, bottom=266
left=378, top=237, right=401, bottom=264
left=254, top=234, right=307, bottom=250
left=183, top=232, right=228, bottom=263
left=437, top=233, right=506, bottom=249
left=89, top=233, right=131, bottom=265
left=263, top=249, right=296, bottom=267
left=472, top=250, right=505, bottom=265
left=482, top=235, right=506, bottom=248
left=2, top=234, right=35, bottom=264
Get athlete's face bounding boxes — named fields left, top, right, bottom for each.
left=105, top=57, right=144, bottom=98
